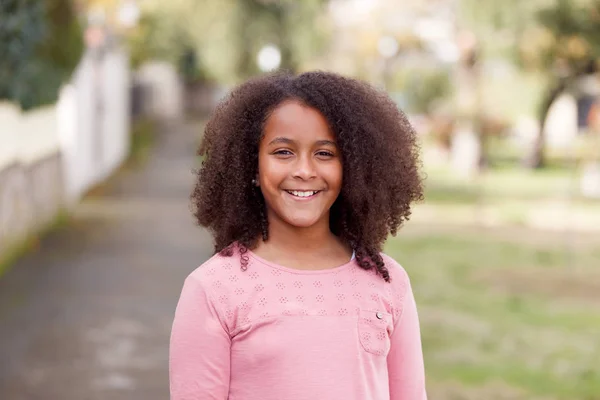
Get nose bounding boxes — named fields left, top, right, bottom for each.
left=292, top=154, right=316, bottom=180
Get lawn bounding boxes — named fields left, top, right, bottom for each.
left=423, top=165, right=579, bottom=204
left=385, top=225, right=600, bottom=400
left=418, top=165, right=600, bottom=233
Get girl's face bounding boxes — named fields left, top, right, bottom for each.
left=257, top=100, right=342, bottom=232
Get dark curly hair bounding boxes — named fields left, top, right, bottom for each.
left=192, top=71, right=423, bottom=282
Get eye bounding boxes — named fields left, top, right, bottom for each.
left=316, top=150, right=335, bottom=158
left=273, top=149, right=293, bottom=156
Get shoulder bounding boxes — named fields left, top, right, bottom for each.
left=379, top=252, right=413, bottom=304
left=380, top=252, right=410, bottom=283
left=185, top=251, right=241, bottom=290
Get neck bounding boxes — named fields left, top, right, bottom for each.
left=264, top=216, right=336, bottom=254
left=252, top=211, right=352, bottom=270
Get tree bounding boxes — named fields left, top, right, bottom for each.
left=459, top=0, right=600, bottom=168
left=455, top=0, right=531, bottom=170
left=0, top=0, right=84, bottom=110
left=128, top=0, right=330, bottom=83
left=520, top=0, right=600, bottom=168
left=226, top=0, right=331, bottom=80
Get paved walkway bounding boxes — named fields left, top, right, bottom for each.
left=0, top=121, right=213, bottom=400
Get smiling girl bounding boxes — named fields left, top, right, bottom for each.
left=170, top=71, right=427, bottom=400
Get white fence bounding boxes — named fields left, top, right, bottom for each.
left=0, top=46, right=131, bottom=262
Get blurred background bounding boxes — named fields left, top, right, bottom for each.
left=1, top=0, right=600, bottom=399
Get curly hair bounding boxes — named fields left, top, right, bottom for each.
left=191, top=71, right=423, bottom=282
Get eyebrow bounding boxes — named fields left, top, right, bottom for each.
left=268, top=137, right=294, bottom=146
left=268, top=137, right=338, bottom=147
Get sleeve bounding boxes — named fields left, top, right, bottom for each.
left=387, top=275, right=428, bottom=400
left=169, top=275, right=231, bottom=400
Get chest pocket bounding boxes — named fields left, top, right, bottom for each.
left=357, top=309, right=392, bottom=356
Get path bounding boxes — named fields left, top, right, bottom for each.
left=0, top=120, right=213, bottom=400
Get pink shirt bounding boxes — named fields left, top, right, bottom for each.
left=169, top=248, right=427, bottom=400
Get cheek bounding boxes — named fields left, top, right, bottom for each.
left=322, top=162, right=343, bottom=196
left=259, top=159, right=286, bottom=189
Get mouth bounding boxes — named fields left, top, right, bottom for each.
left=284, top=190, right=321, bottom=199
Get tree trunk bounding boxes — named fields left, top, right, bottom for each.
left=522, top=79, right=566, bottom=169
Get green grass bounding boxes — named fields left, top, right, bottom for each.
left=423, top=166, right=578, bottom=204
left=419, top=163, right=600, bottom=234
left=0, top=211, right=70, bottom=279
left=126, top=117, right=156, bottom=168
left=385, top=229, right=600, bottom=400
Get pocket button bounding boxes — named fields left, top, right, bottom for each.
left=358, top=309, right=392, bottom=356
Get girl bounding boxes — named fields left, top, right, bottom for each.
left=170, top=71, right=427, bottom=399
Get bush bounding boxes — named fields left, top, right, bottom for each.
left=126, top=12, right=187, bottom=70
left=396, top=67, right=453, bottom=115
left=0, top=0, right=84, bottom=110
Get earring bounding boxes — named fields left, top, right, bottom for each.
left=252, top=178, right=259, bottom=187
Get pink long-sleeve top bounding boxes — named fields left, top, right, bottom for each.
left=169, top=248, right=427, bottom=400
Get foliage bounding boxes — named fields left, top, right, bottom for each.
left=397, top=67, right=454, bottom=115
left=126, top=11, right=188, bottom=70
left=457, top=0, right=600, bottom=168
left=459, top=0, right=600, bottom=91
left=130, top=0, right=330, bottom=83
left=231, top=0, right=330, bottom=79
left=0, top=0, right=84, bottom=110
left=522, top=0, right=600, bottom=167
left=178, top=45, right=209, bottom=84
left=521, top=0, right=600, bottom=75
left=459, top=0, right=600, bottom=79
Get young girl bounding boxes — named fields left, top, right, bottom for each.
left=170, top=71, right=427, bottom=399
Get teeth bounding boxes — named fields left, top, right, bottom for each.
left=288, top=190, right=318, bottom=197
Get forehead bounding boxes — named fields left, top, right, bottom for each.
left=263, top=101, right=335, bottom=142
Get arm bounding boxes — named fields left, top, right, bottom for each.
left=169, top=275, right=231, bottom=400
left=387, top=277, right=427, bottom=400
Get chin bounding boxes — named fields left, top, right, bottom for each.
left=282, top=214, right=324, bottom=229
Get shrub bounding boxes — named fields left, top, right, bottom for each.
left=0, top=0, right=84, bottom=110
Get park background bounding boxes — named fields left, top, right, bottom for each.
left=1, top=1, right=600, bottom=399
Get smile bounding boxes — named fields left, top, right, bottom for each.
left=285, top=190, right=321, bottom=198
